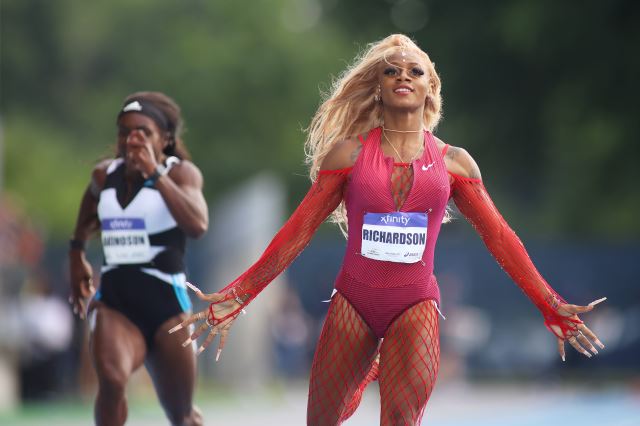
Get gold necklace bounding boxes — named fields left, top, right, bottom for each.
left=382, top=125, right=424, bottom=133
left=382, top=130, right=423, bottom=164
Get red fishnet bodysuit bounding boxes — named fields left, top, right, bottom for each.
left=209, top=130, right=575, bottom=425
left=311, top=128, right=448, bottom=425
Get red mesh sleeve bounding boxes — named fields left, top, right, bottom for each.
left=208, top=168, right=351, bottom=324
left=450, top=172, right=581, bottom=339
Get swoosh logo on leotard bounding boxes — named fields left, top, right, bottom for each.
left=422, top=162, right=435, bottom=171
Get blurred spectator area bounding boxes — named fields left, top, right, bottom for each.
left=0, top=196, right=73, bottom=408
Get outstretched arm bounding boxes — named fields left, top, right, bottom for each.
left=213, top=136, right=362, bottom=317
left=217, top=168, right=350, bottom=311
left=171, top=168, right=351, bottom=357
left=446, top=145, right=605, bottom=359
left=170, top=137, right=362, bottom=358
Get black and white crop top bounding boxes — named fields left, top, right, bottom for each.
left=97, top=157, right=186, bottom=280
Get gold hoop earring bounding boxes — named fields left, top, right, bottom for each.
left=374, top=85, right=381, bottom=102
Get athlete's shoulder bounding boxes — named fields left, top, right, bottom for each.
left=89, top=158, right=114, bottom=198
left=320, top=136, right=362, bottom=171
left=92, top=158, right=113, bottom=173
left=92, top=158, right=115, bottom=181
left=441, top=143, right=482, bottom=180
left=168, top=159, right=204, bottom=187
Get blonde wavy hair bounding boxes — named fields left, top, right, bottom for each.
left=304, top=34, right=443, bottom=231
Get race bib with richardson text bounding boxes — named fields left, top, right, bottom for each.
left=361, top=212, right=427, bottom=263
left=101, top=218, right=151, bottom=265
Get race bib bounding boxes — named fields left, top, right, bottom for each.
left=101, top=218, right=151, bottom=265
left=361, top=212, right=427, bottom=263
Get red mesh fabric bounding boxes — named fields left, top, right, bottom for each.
left=390, top=163, right=414, bottom=210
left=450, top=173, right=581, bottom=338
left=326, top=301, right=440, bottom=426
left=339, top=352, right=380, bottom=422
left=209, top=169, right=351, bottom=324
left=307, top=293, right=379, bottom=425
left=379, top=300, right=439, bottom=425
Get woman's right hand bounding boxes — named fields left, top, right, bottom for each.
left=69, top=250, right=95, bottom=319
left=169, top=290, right=243, bottom=361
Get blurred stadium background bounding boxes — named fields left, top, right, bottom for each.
left=1, top=0, right=639, bottom=424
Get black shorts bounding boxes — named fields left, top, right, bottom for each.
left=94, top=267, right=191, bottom=349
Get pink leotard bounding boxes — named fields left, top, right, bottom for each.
left=335, top=127, right=450, bottom=338
left=213, top=127, right=577, bottom=340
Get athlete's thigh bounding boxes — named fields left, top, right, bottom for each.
left=145, top=312, right=196, bottom=411
left=307, top=293, right=378, bottom=424
left=378, top=300, right=440, bottom=423
left=90, top=302, right=147, bottom=380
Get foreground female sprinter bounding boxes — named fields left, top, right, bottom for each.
left=173, top=35, right=604, bottom=425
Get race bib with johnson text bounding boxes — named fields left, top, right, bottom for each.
left=101, top=218, right=152, bottom=265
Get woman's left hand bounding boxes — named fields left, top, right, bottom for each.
left=169, top=288, right=243, bottom=361
left=551, top=297, right=606, bottom=361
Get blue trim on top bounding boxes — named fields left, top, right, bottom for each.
left=172, top=274, right=192, bottom=312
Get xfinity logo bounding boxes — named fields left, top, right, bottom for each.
left=108, top=219, right=134, bottom=229
left=380, top=214, right=409, bottom=226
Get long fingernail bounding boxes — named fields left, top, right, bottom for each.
left=596, top=340, right=605, bottom=349
left=592, top=348, right=599, bottom=355
left=561, top=355, right=565, bottom=362
left=182, top=338, right=193, bottom=347
left=185, top=282, right=201, bottom=293
left=168, top=324, right=182, bottom=334
left=197, top=347, right=205, bottom=356
left=588, top=297, right=607, bottom=306
left=584, top=352, right=592, bottom=358
left=216, top=349, right=222, bottom=362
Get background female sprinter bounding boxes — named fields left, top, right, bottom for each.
left=69, top=91, right=208, bottom=426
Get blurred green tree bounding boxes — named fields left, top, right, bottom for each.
left=1, top=0, right=638, bottom=239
